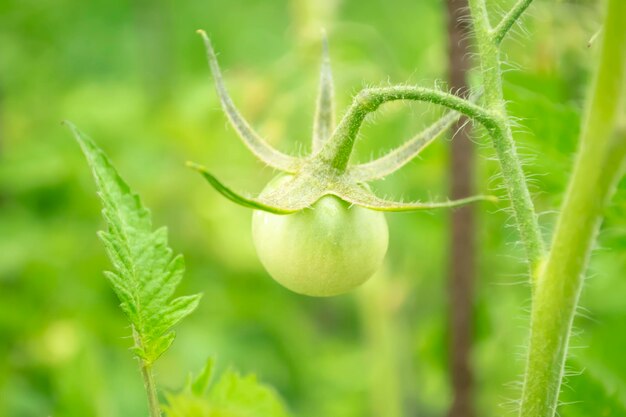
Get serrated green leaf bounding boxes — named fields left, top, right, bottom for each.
left=102, top=271, right=136, bottom=316
left=150, top=294, right=203, bottom=338
left=66, top=121, right=202, bottom=365
left=147, top=333, right=177, bottom=363
left=209, top=369, right=289, bottom=417
left=164, top=359, right=291, bottom=417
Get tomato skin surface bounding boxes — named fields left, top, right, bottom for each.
left=252, top=177, right=388, bottom=297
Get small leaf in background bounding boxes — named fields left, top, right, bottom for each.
left=66, top=121, right=202, bottom=365
left=191, top=358, right=215, bottom=397
left=164, top=358, right=291, bottom=417
left=557, top=312, right=626, bottom=417
left=558, top=359, right=626, bottom=417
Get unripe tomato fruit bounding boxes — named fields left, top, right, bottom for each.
left=252, top=176, right=389, bottom=296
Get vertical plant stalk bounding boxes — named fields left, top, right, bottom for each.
left=519, top=1, right=626, bottom=415
left=140, top=362, right=161, bottom=417
left=467, top=0, right=545, bottom=276
left=446, top=1, right=476, bottom=416
left=134, top=328, right=162, bottom=417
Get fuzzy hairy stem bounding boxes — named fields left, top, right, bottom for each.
left=492, top=0, right=534, bottom=46
left=489, top=121, right=544, bottom=273
left=519, top=1, right=626, bottom=415
left=319, top=86, right=495, bottom=173
left=468, top=0, right=544, bottom=274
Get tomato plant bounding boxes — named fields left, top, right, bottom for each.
left=57, top=0, right=626, bottom=416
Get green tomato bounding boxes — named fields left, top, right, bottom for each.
left=252, top=176, right=389, bottom=297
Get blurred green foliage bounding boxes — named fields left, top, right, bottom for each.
left=1, top=0, right=625, bottom=416
left=164, top=358, right=291, bottom=417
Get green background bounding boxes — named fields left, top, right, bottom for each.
left=1, top=0, right=625, bottom=416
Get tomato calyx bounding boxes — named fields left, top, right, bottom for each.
left=189, top=30, right=496, bottom=215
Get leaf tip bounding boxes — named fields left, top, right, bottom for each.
left=320, top=29, right=330, bottom=63
left=185, top=161, right=204, bottom=172
left=62, top=120, right=80, bottom=135
left=195, top=29, right=214, bottom=54
left=320, top=28, right=328, bottom=45
left=191, top=356, right=215, bottom=396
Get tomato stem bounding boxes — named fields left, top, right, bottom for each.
left=491, top=0, right=534, bottom=46
left=141, top=362, right=162, bottom=417
left=468, top=0, right=626, bottom=416
left=467, top=0, right=545, bottom=275
left=518, top=1, right=626, bottom=415
left=318, top=86, right=495, bottom=174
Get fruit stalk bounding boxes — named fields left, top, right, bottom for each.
left=320, top=86, right=496, bottom=173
